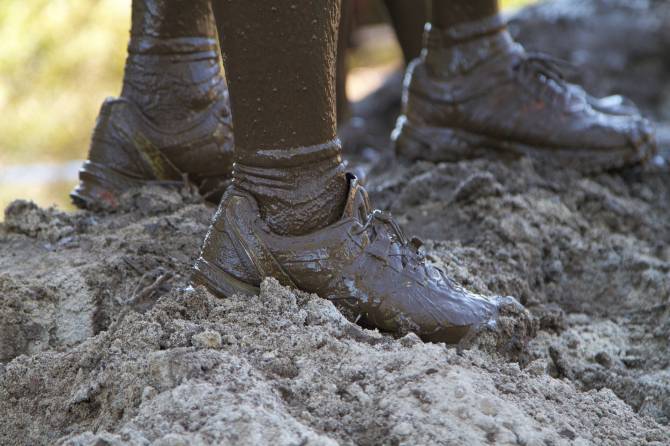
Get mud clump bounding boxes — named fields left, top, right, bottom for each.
left=368, top=155, right=670, bottom=431
left=1, top=278, right=667, bottom=446
left=2, top=154, right=670, bottom=444
left=3, top=1, right=670, bottom=438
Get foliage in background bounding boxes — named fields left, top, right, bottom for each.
left=0, top=0, right=130, bottom=165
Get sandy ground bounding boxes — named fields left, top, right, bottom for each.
left=3, top=0, right=670, bottom=444
left=2, top=152, right=670, bottom=445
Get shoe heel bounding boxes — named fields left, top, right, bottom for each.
left=70, top=161, right=144, bottom=209
left=72, top=98, right=188, bottom=210
left=392, top=116, right=489, bottom=163
left=191, top=257, right=260, bottom=299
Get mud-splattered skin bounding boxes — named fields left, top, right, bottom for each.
left=384, top=0, right=428, bottom=63
left=391, top=13, right=656, bottom=170
left=212, top=0, right=339, bottom=153
left=433, top=0, right=499, bottom=29
left=71, top=0, right=234, bottom=209
left=335, top=0, right=426, bottom=128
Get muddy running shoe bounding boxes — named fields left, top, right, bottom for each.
left=71, top=37, right=234, bottom=209
left=392, top=15, right=656, bottom=171
left=192, top=173, right=532, bottom=345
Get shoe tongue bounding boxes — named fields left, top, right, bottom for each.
left=342, top=173, right=371, bottom=222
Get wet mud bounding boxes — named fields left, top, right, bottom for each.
left=2, top=0, right=670, bottom=444
left=2, top=153, right=670, bottom=444
left=73, top=0, right=234, bottom=208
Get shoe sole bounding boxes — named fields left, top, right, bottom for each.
left=191, top=257, right=260, bottom=299
left=392, top=116, right=656, bottom=173
left=70, top=160, right=184, bottom=210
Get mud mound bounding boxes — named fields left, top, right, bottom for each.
left=0, top=186, right=209, bottom=363
left=3, top=3, right=670, bottom=444
left=2, top=157, right=670, bottom=444
left=368, top=156, right=670, bottom=426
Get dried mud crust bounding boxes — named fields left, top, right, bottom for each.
left=1, top=157, right=670, bottom=445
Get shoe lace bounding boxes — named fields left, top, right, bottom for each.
left=513, top=51, right=576, bottom=98
left=354, top=209, right=425, bottom=269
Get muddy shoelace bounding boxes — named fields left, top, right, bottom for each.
left=354, top=209, right=426, bottom=270
left=512, top=51, right=578, bottom=103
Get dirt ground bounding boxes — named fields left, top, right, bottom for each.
left=2, top=0, right=670, bottom=444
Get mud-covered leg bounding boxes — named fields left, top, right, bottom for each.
left=195, top=0, right=532, bottom=349
left=71, top=0, right=234, bottom=210
left=336, top=0, right=354, bottom=126
left=384, top=0, right=428, bottom=64
left=432, top=0, right=499, bottom=29
left=210, top=0, right=348, bottom=236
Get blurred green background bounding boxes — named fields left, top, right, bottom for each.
left=0, top=0, right=534, bottom=214
left=1, top=0, right=130, bottom=213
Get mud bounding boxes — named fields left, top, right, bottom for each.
left=383, top=0, right=426, bottom=63
left=212, top=0, right=340, bottom=152
left=3, top=1, right=670, bottom=444
left=130, top=0, right=215, bottom=38
left=2, top=152, right=670, bottom=444
left=193, top=173, right=532, bottom=348
left=212, top=1, right=348, bottom=236
left=433, top=0, right=499, bottom=30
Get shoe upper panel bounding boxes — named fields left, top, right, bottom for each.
left=198, top=179, right=504, bottom=344
left=405, top=57, right=646, bottom=151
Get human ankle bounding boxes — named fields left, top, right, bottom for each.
left=130, top=0, right=216, bottom=39
left=233, top=138, right=348, bottom=236
left=120, top=36, right=224, bottom=123
left=121, top=0, right=223, bottom=123
left=423, top=14, right=515, bottom=76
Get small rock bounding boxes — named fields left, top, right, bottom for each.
left=391, top=421, right=413, bottom=437
left=191, top=330, right=222, bottom=349
left=222, top=334, right=237, bottom=345
left=526, top=359, right=548, bottom=377
left=399, top=332, right=422, bottom=347
left=452, top=172, right=503, bottom=203
left=141, top=386, right=157, bottom=402
left=594, top=352, right=614, bottom=369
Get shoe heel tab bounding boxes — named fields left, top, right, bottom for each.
left=344, top=172, right=371, bottom=219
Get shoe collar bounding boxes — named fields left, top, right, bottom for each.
left=422, top=15, right=519, bottom=77
left=232, top=172, right=373, bottom=246
left=342, top=172, right=372, bottom=224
